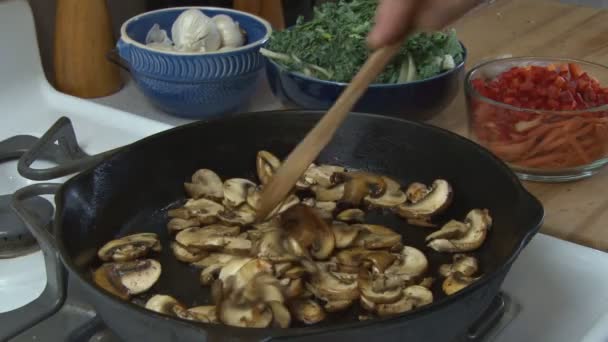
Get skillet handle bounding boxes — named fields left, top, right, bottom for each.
left=0, top=183, right=67, bottom=341
left=17, top=117, right=119, bottom=181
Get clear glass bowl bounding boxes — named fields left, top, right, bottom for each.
left=465, top=57, right=608, bottom=182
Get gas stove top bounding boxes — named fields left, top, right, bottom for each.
left=1, top=0, right=608, bottom=341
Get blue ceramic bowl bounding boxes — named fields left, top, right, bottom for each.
left=117, top=7, right=272, bottom=119
left=264, top=44, right=467, bottom=120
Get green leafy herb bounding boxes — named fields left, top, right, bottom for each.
left=261, top=0, right=464, bottom=84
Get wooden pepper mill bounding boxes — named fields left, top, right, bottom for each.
left=54, top=0, right=123, bottom=98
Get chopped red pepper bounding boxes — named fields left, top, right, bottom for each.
left=469, top=62, right=608, bottom=169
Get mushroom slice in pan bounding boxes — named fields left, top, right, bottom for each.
left=331, top=221, right=360, bottom=249
left=404, top=182, right=431, bottom=204
left=167, top=217, right=200, bottom=234
left=335, top=248, right=371, bottom=269
left=364, top=176, right=407, bottom=208
left=360, top=295, right=377, bottom=312
left=336, top=208, right=365, bottom=223
left=184, top=198, right=224, bottom=224
left=351, top=224, right=402, bottom=250
left=268, top=301, right=292, bottom=328
left=375, top=285, right=433, bottom=317
left=223, top=178, right=256, bottom=209
left=218, top=300, right=273, bottom=328
left=256, top=150, right=281, bottom=185
left=306, top=269, right=360, bottom=302
left=281, top=205, right=335, bottom=260
left=184, top=305, right=219, bottom=324
left=303, top=164, right=345, bottom=188
left=439, top=254, right=479, bottom=278
left=385, top=246, right=428, bottom=278
left=427, top=209, right=492, bottom=253
left=394, top=180, right=453, bottom=219
left=283, top=278, right=305, bottom=299
left=184, top=169, right=224, bottom=201
left=200, top=264, right=225, bottom=286
left=98, top=233, right=161, bottom=262
left=252, top=216, right=282, bottom=231
left=358, top=270, right=403, bottom=304
left=93, top=259, right=161, bottom=300
left=218, top=204, right=257, bottom=226
left=418, top=277, right=435, bottom=289
left=220, top=237, right=253, bottom=255
left=167, top=207, right=191, bottom=220
left=364, top=251, right=398, bottom=274
left=324, top=300, right=353, bottom=313
left=233, top=259, right=274, bottom=290
left=443, top=273, right=481, bottom=295
left=289, top=299, right=326, bottom=325
left=175, top=225, right=240, bottom=249
left=426, top=220, right=470, bottom=241
left=145, top=294, right=186, bottom=316
left=171, top=241, right=207, bottom=263
left=218, top=257, right=254, bottom=282
left=311, top=184, right=345, bottom=202
left=191, top=253, right=239, bottom=268
left=253, top=229, right=302, bottom=262
left=331, top=171, right=387, bottom=206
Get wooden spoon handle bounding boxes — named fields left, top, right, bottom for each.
left=257, top=43, right=402, bottom=219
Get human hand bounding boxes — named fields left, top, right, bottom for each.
left=367, top=0, right=481, bottom=49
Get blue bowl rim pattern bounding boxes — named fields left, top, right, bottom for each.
left=119, top=6, right=273, bottom=56
left=264, top=41, right=468, bottom=88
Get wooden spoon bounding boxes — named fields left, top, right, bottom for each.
left=257, top=43, right=402, bottom=219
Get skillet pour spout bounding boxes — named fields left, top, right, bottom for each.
left=18, top=110, right=542, bottom=342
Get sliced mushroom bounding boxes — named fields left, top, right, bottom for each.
left=358, top=270, right=403, bottom=304
left=312, top=184, right=345, bottom=202
left=289, top=299, right=326, bottom=325
left=256, top=150, right=281, bottom=185
left=200, top=264, right=225, bottom=285
left=184, top=198, right=224, bottom=224
left=218, top=204, right=257, bottom=226
left=405, top=182, right=430, bottom=204
left=385, top=246, right=428, bottom=278
left=331, top=221, right=360, bottom=249
left=427, top=209, right=492, bottom=252
left=268, top=301, right=291, bottom=328
left=145, top=294, right=186, bottom=316
left=223, top=178, right=256, bottom=209
left=439, top=254, right=479, bottom=277
left=443, top=273, right=481, bottom=295
left=283, top=278, right=305, bottom=299
left=351, top=224, right=402, bottom=250
left=306, top=270, right=360, bottom=302
left=97, top=233, right=161, bottom=262
left=303, top=164, right=345, bottom=188
left=335, top=248, right=371, bottom=268
left=191, top=253, right=239, bottom=268
left=167, top=217, right=200, bottom=234
left=364, top=176, right=407, bottom=208
left=336, top=208, right=365, bottom=223
left=218, top=257, right=254, bottom=282
left=241, top=274, right=285, bottom=304
left=185, top=305, right=219, bottom=324
left=221, top=237, right=252, bottom=255
left=253, top=229, right=301, bottom=262
left=394, top=180, right=453, bottom=219
left=175, top=225, right=240, bottom=250
left=324, top=300, right=353, bottom=313
left=167, top=207, right=191, bottom=220
left=171, top=241, right=207, bottom=263
left=375, top=285, right=433, bottom=316
left=281, top=205, right=335, bottom=260
left=233, top=259, right=274, bottom=290
left=364, top=251, right=398, bottom=274
left=426, top=220, right=470, bottom=241
left=360, top=295, right=377, bottom=312
left=184, top=169, right=224, bottom=201
left=252, top=216, right=282, bottom=231
left=218, top=301, right=273, bottom=328
left=273, top=262, right=293, bottom=277
left=418, top=277, right=435, bottom=289
left=331, top=172, right=387, bottom=206
left=93, top=259, right=161, bottom=300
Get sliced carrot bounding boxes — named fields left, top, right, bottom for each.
left=566, top=134, right=591, bottom=163
left=516, top=151, right=571, bottom=167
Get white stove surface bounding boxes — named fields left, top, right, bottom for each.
left=1, top=0, right=607, bottom=341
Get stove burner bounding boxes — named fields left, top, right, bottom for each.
left=0, top=118, right=108, bottom=258
left=0, top=194, right=53, bottom=258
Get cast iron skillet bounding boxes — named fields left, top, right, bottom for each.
left=12, top=110, right=544, bottom=342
